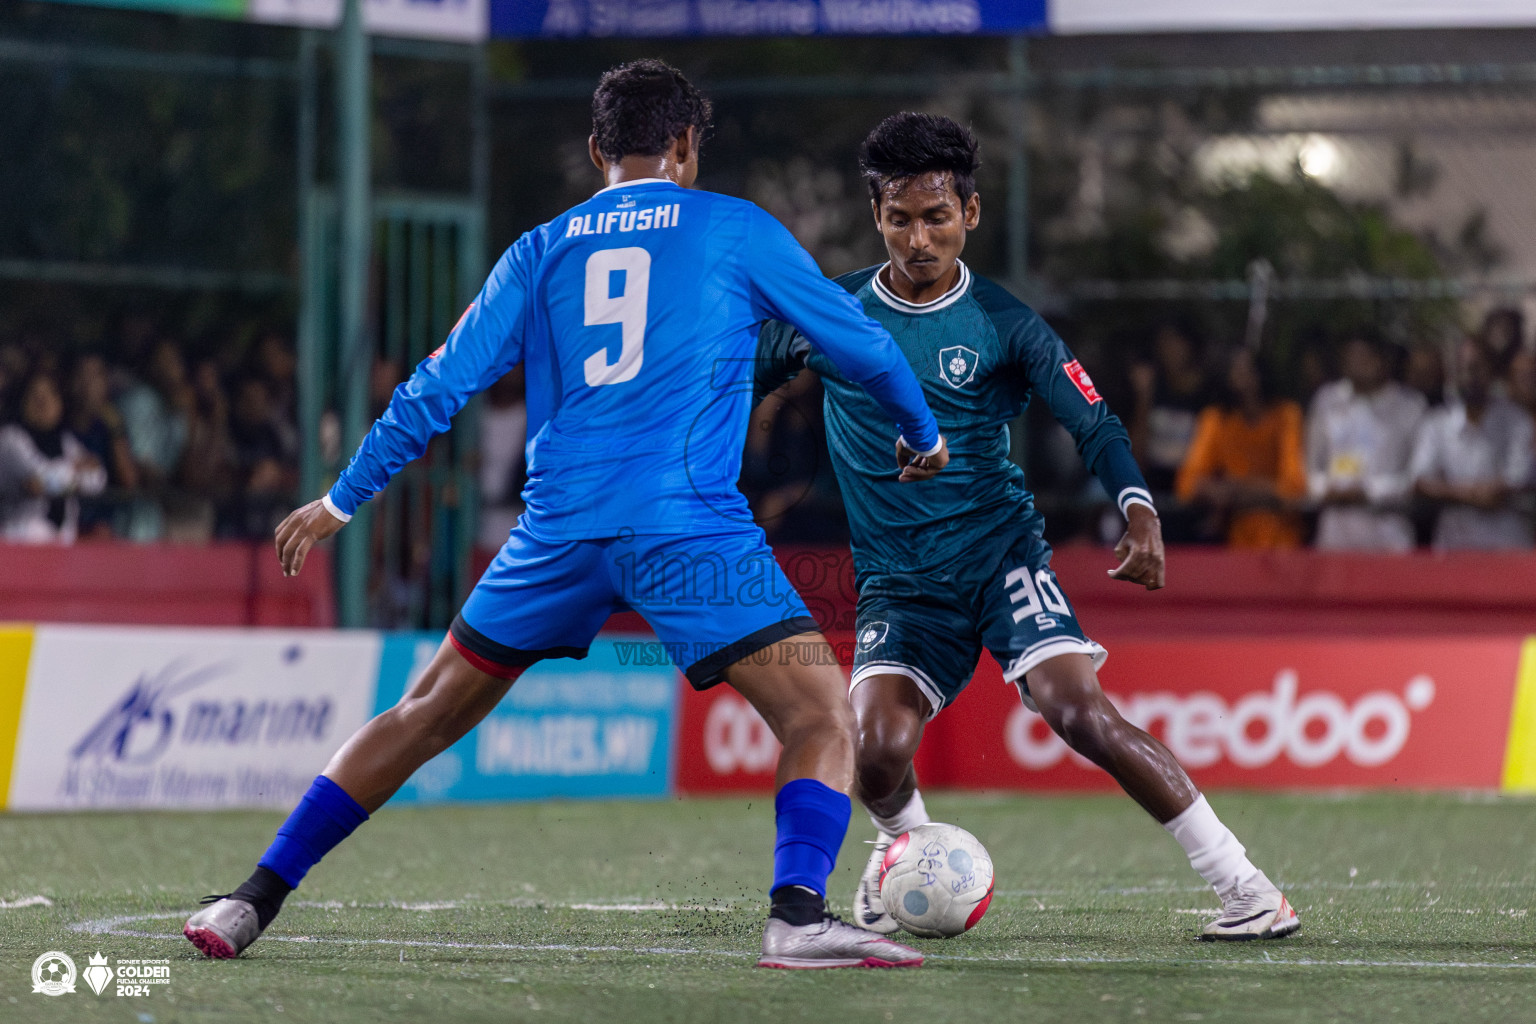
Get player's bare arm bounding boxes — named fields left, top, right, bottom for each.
left=1108, top=502, right=1165, bottom=590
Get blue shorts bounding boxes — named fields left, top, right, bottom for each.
left=450, top=523, right=818, bottom=689
left=849, top=528, right=1106, bottom=719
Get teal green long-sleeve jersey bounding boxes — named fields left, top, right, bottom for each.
left=756, top=262, right=1152, bottom=580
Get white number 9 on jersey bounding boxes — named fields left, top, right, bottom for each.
left=583, top=247, right=651, bottom=387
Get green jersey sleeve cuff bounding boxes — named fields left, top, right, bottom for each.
left=1117, top=488, right=1156, bottom=519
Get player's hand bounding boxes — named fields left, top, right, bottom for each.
left=275, top=498, right=347, bottom=577
left=896, top=434, right=949, bottom=482
left=1108, top=503, right=1165, bottom=591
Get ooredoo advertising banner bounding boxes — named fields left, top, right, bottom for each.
left=677, top=633, right=1536, bottom=794
left=6, top=626, right=380, bottom=810
left=923, top=637, right=1525, bottom=790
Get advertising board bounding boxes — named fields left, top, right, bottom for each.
left=7, top=626, right=380, bottom=810
left=377, top=633, right=679, bottom=803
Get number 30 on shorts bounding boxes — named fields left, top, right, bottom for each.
left=1005, top=566, right=1071, bottom=624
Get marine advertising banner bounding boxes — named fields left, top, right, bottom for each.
left=378, top=633, right=679, bottom=803
left=492, top=0, right=1046, bottom=39
left=6, top=626, right=380, bottom=811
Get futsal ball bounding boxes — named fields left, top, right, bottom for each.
left=878, top=822, right=995, bottom=938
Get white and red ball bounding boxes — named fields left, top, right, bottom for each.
left=878, top=822, right=995, bottom=938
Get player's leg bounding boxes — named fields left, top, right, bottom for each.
left=984, top=541, right=1298, bottom=941
left=1023, top=653, right=1298, bottom=940
left=853, top=677, right=925, bottom=819
left=185, top=531, right=611, bottom=959
left=621, top=529, right=919, bottom=968
left=843, top=582, right=977, bottom=933
left=723, top=638, right=920, bottom=968
left=183, top=640, right=518, bottom=958
left=847, top=675, right=929, bottom=933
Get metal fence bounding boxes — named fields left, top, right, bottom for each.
left=5, top=7, right=1536, bottom=619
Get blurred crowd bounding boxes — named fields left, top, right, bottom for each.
left=741, top=308, right=1536, bottom=554
left=1129, top=308, right=1536, bottom=552
left=7, top=307, right=1534, bottom=555
left=0, top=319, right=300, bottom=544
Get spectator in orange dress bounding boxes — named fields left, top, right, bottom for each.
left=1176, top=348, right=1307, bottom=548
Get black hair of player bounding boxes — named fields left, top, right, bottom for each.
left=860, top=113, right=981, bottom=208
left=591, top=59, right=713, bottom=163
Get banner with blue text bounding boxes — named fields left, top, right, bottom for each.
left=492, top=0, right=1046, bottom=38
left=376, top=633, right=679, bottom=804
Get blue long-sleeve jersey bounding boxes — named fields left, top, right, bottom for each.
left=326, top=179, right=940, bottom=540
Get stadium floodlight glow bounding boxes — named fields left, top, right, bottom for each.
left=1298, top=136, right=1339, bottom=180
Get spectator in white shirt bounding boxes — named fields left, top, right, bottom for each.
left=1307, top=334, right=1427, bottom=551
left=1411, top=339, right=1534, bottom=551
left=0, top=372, right=108, bottom=543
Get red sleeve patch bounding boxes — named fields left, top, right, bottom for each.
left=1062, top=359, right=1102, bottom=405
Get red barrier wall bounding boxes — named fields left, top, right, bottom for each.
left=0, top=542, right=335, bottom=627
left=767, top=544, right=1536, bottom=640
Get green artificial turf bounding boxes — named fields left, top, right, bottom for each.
left=3, top=792, right=1535, bottom=1023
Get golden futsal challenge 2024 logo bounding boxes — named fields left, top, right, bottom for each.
left=31, top=950, right=171, bottom=998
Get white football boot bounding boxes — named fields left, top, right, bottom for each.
left=1199, top=873, right=1301, bottom=941
left=851, top=834, right=902, bottom=934
left=758, top=914, right=923, bottom=969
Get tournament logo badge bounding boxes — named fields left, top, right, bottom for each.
left=1062, top=359, right=1103, bottom=404
left=939, top=346, right=979, bottom=389
left=857, top=621, right=891, bottom=652
left=83, top=953, right=114, bottom=996
left=32, top=951, right=77, bottom=996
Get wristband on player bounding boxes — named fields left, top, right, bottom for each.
left=897, top=434, right=945, bottom=459
left=321, top=493, right=353, bottom=523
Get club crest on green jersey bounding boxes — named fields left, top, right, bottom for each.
left=939, top=346, right=979, bottom=389
left=857, top=621, right=890, bottom=652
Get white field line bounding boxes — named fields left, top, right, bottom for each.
left=68, top=907, right=1536, bottom=971
left=997, top=880, right=1536, bottom=898
left=0, top=895, right=53, bottom=909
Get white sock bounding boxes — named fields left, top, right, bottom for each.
left=1163, top=795, right=1263, bottom=897
left=868, top=789, right=929, bottom=839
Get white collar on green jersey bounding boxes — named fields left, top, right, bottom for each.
left=595, top=177, right=677, bottom=194
left=871, top=261, right=972, bottom=314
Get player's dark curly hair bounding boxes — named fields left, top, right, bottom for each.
left=860, top=112, right=981, bottom=207
left=591, top=59, right=713, bottom=163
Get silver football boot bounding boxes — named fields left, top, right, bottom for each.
left=1199, top=873, right=1301, bottom=941
left=758, top=915, right=923, bottom=969
left=184, top=897, right=265, bottom=959
left=851, top=834, right=901, bottom=934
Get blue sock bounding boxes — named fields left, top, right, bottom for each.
left=771, top=778, right=851, bottom=897
left=257, top=775, right=370, bottom=888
